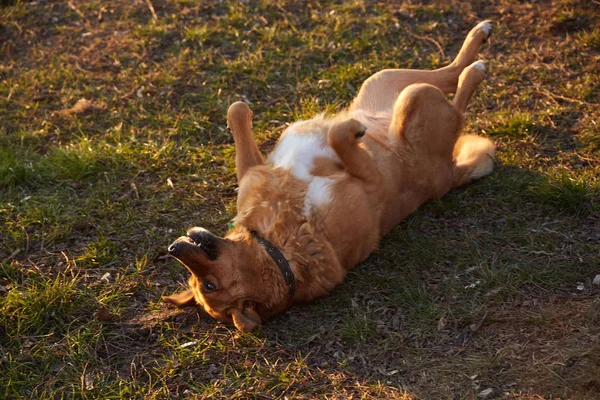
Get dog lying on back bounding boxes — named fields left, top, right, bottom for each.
left=164, top=21, right=495, bottom=332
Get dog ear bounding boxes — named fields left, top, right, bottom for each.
left=162, top=289, right=196, bottom=307
left=230, top=306, right=261, bottom=332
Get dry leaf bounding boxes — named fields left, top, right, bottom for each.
left=53, top=98, right=106, bottom=118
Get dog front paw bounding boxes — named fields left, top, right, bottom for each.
left=329, top=119, right=367, bottom=148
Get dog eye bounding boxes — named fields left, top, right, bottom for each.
left=203, top=281, right=217, bottom=292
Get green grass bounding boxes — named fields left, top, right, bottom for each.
left=1, top=0, right=599, bottom=398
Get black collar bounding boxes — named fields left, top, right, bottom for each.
left=250, top=231, right=296, bottom=298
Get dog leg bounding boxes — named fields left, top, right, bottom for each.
left=447, top=21, right=492, bottom=78
left=451, top=61, right=495, bottom=187
left=384, top=83, right=463, bottom=201
left=227, top=102, right=264, bottom=182
left=453, top=61, right=486, bottom=113
left=348, top=21, right=492, bottom=114
left=388, top=83, right=462, bottom=156
left=452, top=134, right=495, bottom=187
left=328, top=119, right=382, bottom=185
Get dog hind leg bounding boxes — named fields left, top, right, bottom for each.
left=452, top=135, right=495, bottom=187
left=388, top=83, right=463, bottom=157
left=453, top=60, right=487, bottom=113
left=451, top=61, right=495, bottom=187
left=383, top=83, right=464, bottom=202
left=348, top=21, right=492, bottom=114
left=447, top=21, right=492, bottom=81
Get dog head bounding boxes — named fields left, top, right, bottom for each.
left=164, top=227, right=287, bottom=332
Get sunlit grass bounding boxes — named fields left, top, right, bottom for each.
left=0, top=0, right=599, bottom=398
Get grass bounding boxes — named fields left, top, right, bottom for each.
left=1, top=0, right=599, bottom=398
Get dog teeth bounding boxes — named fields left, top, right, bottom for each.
left=188, top=237, right=202, bottom=246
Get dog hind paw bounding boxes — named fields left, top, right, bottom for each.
left=471, top=60, right=486, bottom=72
left=476, top=20, right=493, bottom=40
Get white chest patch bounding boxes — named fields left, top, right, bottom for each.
left=268, top=131, right=338, bottom=216
left=268, top=132, right=338, bottom=181
left=303, top=176, right=334, bottom=216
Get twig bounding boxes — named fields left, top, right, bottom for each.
left=575, top=154, right=600, bottom=164
left=3, top=249, right=21, bottom=262
left=10, top=21, right=23, bottom=34
left=144, top=0, right=158, bottom=21
left=67, top=1, right=90, bottom=26
left=33, top=93, right=58, bottom=102
left=6, top=85, right=14, bottom=101
left=130, top=182, right=140, bottom=200
left=469, top=311, right=488, bottom=332
left=402, top=25, right=445, bottom=60
left=119, top=87, right=140, bottom=100
left=534, top=89, right=597, bottom=107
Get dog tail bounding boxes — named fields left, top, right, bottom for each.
left=452, top=134, right=495, bottom=187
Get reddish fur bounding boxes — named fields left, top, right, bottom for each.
left=165, top=21, right=495, bottom=332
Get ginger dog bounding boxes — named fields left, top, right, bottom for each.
left=165, top=21, right=495, bottom=332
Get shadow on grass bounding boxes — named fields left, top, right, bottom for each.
left=237, top=162, right=599, bottom=397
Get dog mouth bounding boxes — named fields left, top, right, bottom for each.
left=187, top=228, right=212, bottom=246
left=168, top=227, right=220, bottom=261
left=176, top=234, right=201, bottom=247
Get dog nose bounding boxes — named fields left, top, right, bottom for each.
left=168, top=241, right=179, bottom=256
